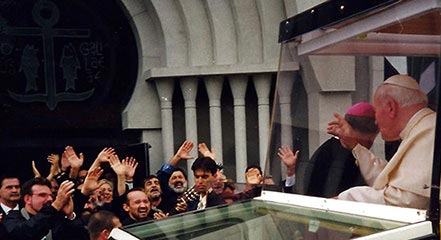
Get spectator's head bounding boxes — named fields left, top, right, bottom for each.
left=123, top=188, right=151, bottom=223
left=191, top=157, right=217, bottom=195
left=0, top=175, right=21, bottom=207
left=168, top=167, right=188, bottom=194
left=88, top=210, right=122, bottom=240
left=245, top=165, right=263, bottom=185
left=21, top=177, right=53, bottom=215
left=96, top=179, right=114, bottom=204
left=50, top=179, right=59, bottom=198
left=77, top=169, right=88, bottom=184
left=144, top=175, right=162, bottom=201
left=374, top=75, right=428, bottom=141
left=344, top=102, right=379, bottom=148
left=212, top=165, right=226, bottom=195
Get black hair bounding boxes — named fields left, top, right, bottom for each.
left=171, top=167, right=187, bottom=180
left=0, top=175, right=20, bottom=188
left=21, top=177, right=51, bottom=197
left=245, top=165, right=262, bottom=175
left=191, top=157, right=217, bottom=175
left=345, top=115, right=378, bottom=134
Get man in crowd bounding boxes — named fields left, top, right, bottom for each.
left=155, top=141, right=193, bottom=214
left=122, top=188, right=152, bottom=225
left=0, top=175, right=21, bottom=216
left=88, top=210, right=122, bottom=240
left=187, top=157, right=225, bottom=211
left=3, top=177, right=87, bottom=239
left=144, top=175, right=167, bottom=213
left=329, top=74, right=434, bottom=209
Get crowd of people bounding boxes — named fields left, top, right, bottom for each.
left=0, top=141, right=263, bottom=239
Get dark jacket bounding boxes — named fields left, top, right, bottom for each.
left=285, top=137, right=366, bottom=198
left=156, top=164, right=181, bottom=214
left=3, top=206, right=87, bottom=240
left=187, top=191, right=226, bottom=212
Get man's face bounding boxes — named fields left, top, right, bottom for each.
left=193, top=169, right=216, bottom=194
left=144, top=178, right=162, bottom=199
left=25, top=184, right=53, bottom=215
left=78, top=170, right=88, bottom=184
left=0, top=178, right=21, bottom=205
left=168, top=171, right=187, bottom=194
left=123, top=190, right=151, bottom=222
left=212, top=169, right=226, bottom=194
left=245, top=168, right=262, bottom=185
left=374, top=95, right=400, bottom=141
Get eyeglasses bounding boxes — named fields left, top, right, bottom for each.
left=32, top=192, right=52, bottom=198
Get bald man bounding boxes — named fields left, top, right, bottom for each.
left=329, top=74, right=434, bottom=209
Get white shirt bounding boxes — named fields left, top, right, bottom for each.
left=1, top=202, right=19, bottom=215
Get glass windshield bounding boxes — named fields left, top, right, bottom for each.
left=264, top=0, right=441, bottom=214
left=122, top=196, right=416, bottom=240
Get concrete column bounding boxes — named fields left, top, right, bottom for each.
left=204, top=76, right=224, bottom=163
left=277, top=73, right=295, bottom=177
left=278, top=73, right=294, bottom=148
left=229, top=75, right=248, bottom=183
left=155, top=78, right=175, bottom=163
left=180, top=77, right=198, bottom=185
left=253, top=73, right=271, bottom=169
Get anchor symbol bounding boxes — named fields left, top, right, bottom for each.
left=5, top=0, right=94, bottom=110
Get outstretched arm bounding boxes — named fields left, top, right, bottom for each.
left=81, top=167, right=104, bottom=196
left=198, top=143, right=216, bottom=160
left=278, top=145, right=299, bottom=177
left=327, top=113, right=358, bottom=150
left=47, top=154, right=61, bottom=181
left=64, top=146, right=84, bottom=179
left=109, top=154, right=127, bottom=196
left=169, top=140, right=194, bottom=166
left=89, top=147, right=115, bottom=172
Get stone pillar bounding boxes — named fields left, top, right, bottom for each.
left=253, top=73, right=271, bottom=169
left=204, top=76, right=224, bottom=163
left=278, top=74, right=294, bottom=149
left=229, top=75, right=248, bottom=183
left=180, top=77, right=199, bottom=185
left=277, top=73, right=295, bottom=177
left=155, top=78, right=175, bottom=163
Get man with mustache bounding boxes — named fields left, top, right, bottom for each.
left=3, top=177, right=88, bottom=239
left=0, top=175, right=20, bottom=240
left=154, top=141, right=193, bottom=214
left=0, top=175, right=21, bottom=216
left=144, top=175, right=167, bottom=213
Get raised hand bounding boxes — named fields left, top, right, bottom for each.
left=61, top=152, right=70, bottom=171
left=109, top=154, right=126, bottom=176
left=64, top=146, right=84, bottom=169
left=81, top=167, right=104, bottom=195
left=31, top=160, right=42, bottom=178
left=62, top=196, right=75, bottom=219
left=153, top=212, right=169, bottom=220
left=47, top=154, right=61, bottom=175
left=52, top=180, right=75, bottom=211
left=122, top=157, right=138, bottom=181
left=278, top=145, right=299, bottom=176
left=327, top=113, right=358, bottom=150
left=176, top=141, right=194, bottom=160
left=198, top=142, right=215, bottom=160
left=96, top=147, right=115, bottom=163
